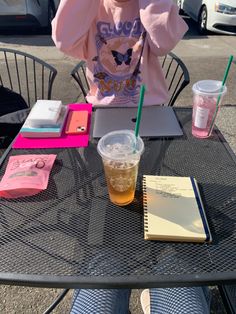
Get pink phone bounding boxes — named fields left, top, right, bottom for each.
left=65, top=111, right=88, bottom=135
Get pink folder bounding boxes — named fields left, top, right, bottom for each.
left=13, top=104, right=92, bottom=149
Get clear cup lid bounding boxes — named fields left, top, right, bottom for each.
left=192, top=80, right=227, bottom=96
left=97, top=129, right=144, bottom=161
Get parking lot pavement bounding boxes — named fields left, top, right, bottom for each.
left=0, top=286, right=72, bottom=313
left=174, top=35, right=236, bottom=59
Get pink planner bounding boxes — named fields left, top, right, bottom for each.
left=13, top=104, right=92, bottom=149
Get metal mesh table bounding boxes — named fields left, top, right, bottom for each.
left=0, top=108, right=235, bottom=289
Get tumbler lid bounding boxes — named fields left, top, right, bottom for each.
left=192, top=80, right=227, bottom=96
left=97, top=129, right=144, bottom=161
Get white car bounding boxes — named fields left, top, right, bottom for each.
left=0, top=0, right=60, bottom=30
left=177, top=0, right=236, bottom=35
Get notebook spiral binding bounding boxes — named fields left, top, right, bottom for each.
left=143, top=176, right=149, bottom=233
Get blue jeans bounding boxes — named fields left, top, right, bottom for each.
left=149, top=287, right=211, bottom=314
left=70, top=287, right=211, bottom=314
left=70, top=289, right=131, bottom=314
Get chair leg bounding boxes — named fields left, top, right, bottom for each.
left=0, top=135, right=17, bottom=168
left=218, top=285, right=236, bottom=314
left=43, top=289, right=70, bottom=314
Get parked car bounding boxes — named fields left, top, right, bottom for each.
left=0, top=0, right=60, bottom=30
left=176, top=0, right=236, bottom=35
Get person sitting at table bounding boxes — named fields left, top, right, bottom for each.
left=52, top=0, right=188, bottom=107
left=69, top=286, right=211, bottom=313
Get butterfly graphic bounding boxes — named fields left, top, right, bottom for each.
left=94, top=72, right=108, bottom=80
left=111, top=48, right=133, bottom=66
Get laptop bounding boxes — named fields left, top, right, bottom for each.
left=92, top=106, right=183, bottom=138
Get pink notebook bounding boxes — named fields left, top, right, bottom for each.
left=13, top=104, right=92, bottom=149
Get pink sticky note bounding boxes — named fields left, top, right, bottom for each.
left=13, top=104, right=92, bottom=149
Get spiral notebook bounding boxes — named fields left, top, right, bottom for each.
left=143, top=175, right=212, bottom=243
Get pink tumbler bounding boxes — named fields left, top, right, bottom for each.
left=192, top=80, right=227, bottom=138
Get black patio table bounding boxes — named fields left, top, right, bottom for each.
left=0, top=107, right=236, bottom=289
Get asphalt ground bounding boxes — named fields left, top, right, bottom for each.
left=0, top=27, right=236, bottom=313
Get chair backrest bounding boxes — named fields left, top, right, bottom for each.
left=0, top=48, right=57, bottom=108
left=70, top=52, right=190, bottom=106
left=160, top=52, right=190, bottom=106
left=70, top=61, right=89, bottom=103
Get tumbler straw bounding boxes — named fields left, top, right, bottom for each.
left=135, top=84, right=146, bottom=138
left=208, top=55, right=233, bottom=136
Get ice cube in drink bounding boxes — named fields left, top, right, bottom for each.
left=103, top=159, right=138, bottom=206
left=97, top=130, right=144, bottom=206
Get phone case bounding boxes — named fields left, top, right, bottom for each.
left=65, top=111, right=88, bottom=135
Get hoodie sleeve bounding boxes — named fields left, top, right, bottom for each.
left=139, top=0, right=188, bottom=56
left=51, top=0, right=100, bottom=60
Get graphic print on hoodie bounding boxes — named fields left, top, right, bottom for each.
left=92, top=18, right=146, bottom=105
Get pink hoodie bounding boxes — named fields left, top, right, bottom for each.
left=52, top=0, right=188, bottom=107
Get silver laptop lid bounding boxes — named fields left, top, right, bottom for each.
left=92, top=106, right=183, bottom=138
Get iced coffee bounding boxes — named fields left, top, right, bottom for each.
left=97, top=130, right=144, bottom=206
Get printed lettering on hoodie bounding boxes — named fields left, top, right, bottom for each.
left=92, top=18, right=145, bottom=104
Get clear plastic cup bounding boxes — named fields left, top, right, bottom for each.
left=97, top=130, right=144, bottom=206
left=192, top=80, right=227, bottom=138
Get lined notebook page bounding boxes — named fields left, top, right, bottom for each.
left=143, top=175, right=212, bottom=242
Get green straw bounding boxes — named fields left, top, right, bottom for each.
left=135, top=84, right=146, bottom=138
left=208, top=55, right=233, bottom=136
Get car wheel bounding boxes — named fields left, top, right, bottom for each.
left=45, top=1, right=56, bottom=33
left=177, top=0, right=184, bottom=14
left=198, top=6, right=208, bottom=35
left=48, top=2, right=56, bottom=22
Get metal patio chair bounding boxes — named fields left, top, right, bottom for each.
left=70, top=60, right=89, bottom=103
left=218, top=285, right=236, bottom=314
left=70, top=52, right=190, bottom=106
left=0, top=49, right=66, bottom=313
left=160, top=52, right=190, bottom=106
left=0, top=47, right=57, bottom=108
left=0, top=48, right=58, bottom=162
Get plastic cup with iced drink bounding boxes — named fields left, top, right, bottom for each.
left=192, top=80, right=227, bottom=138
left=97, top=130, right=144, bottom=206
